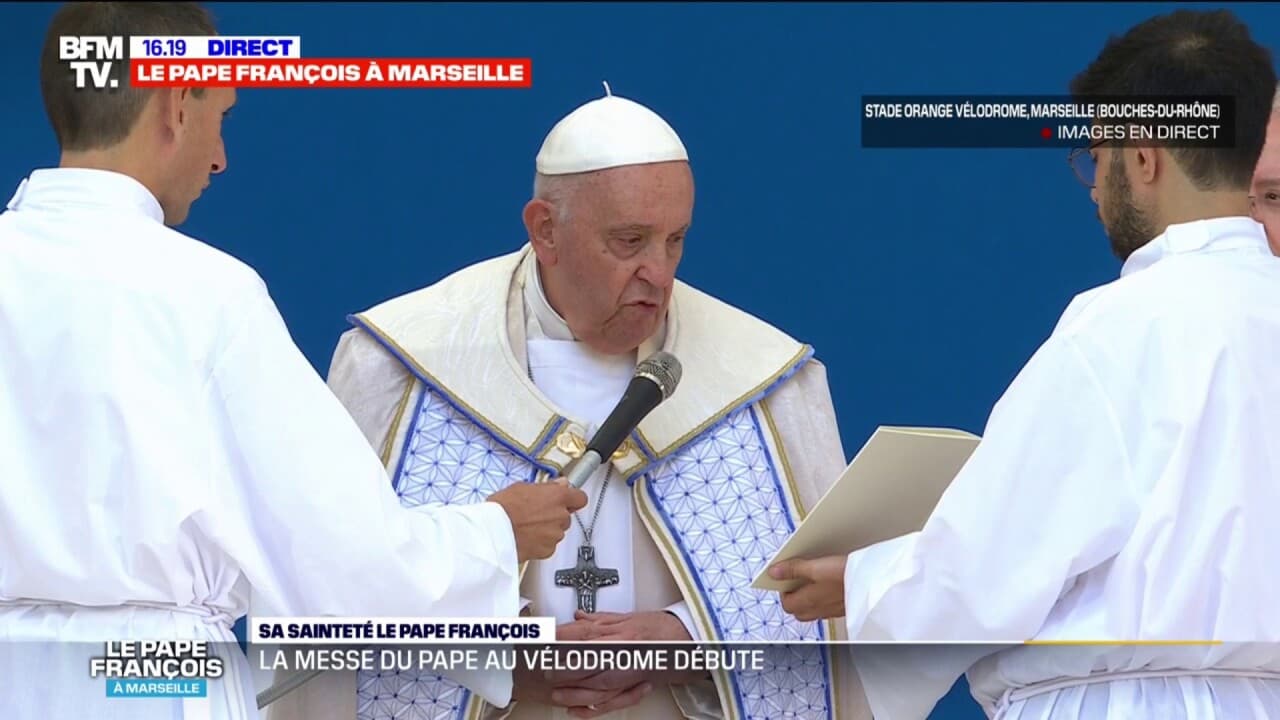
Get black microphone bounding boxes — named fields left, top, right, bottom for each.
left=565, top=351, right=682, bottom=488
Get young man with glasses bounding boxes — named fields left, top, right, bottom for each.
left=768, top=9, right=1280, bottom=719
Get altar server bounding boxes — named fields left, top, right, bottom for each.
left=770, top=9, right=1280, bottom=719
left=0, top=4, right=585, bottom=719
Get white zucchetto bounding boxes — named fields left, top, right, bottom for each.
left=535, top=82, right=688, bottom=175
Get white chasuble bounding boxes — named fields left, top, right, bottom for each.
left=266, top=246, right=871, bottom=720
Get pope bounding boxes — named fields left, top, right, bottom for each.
left=265, top=85, right=873, bottom=720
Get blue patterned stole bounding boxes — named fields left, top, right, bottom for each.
left=353, top=373, right=838, bottom=720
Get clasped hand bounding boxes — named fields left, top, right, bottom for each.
left=512, top=610, right=695, bottom=718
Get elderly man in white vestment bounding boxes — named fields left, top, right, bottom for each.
left=1251, top=90, right=1280, bottom=254
left=265, top=88, right=871, bottom=720
left=768, top=9, right=1280, bottom=720
left=0, top=4, right=588, bottom=719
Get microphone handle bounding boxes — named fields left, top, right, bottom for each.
left=565, top=450, right=603, bottom=489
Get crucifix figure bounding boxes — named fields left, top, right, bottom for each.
left=555, top=545, right=619, bottom=613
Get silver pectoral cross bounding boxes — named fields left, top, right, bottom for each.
left=555, top=545, right=619, bottom=613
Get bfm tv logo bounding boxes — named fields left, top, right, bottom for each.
left=59, top=36, right=123, bottom=89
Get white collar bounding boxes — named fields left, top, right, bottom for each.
left=524, top=254, right=577, bottom=342
left=1121, top=216, right=1270, bottom=277
left=6, top=168, right=165, bottom=224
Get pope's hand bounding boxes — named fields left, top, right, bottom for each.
left=558, top=610, right=691, bottom=642
left=514, top=666, right=653, bottom=718
left=511, top=621, right=655, bottom=716
left=552, top=670, right=655, bottom=719
left=768, top=555, right=847, bottom=622
left=487, top=479, right=588, bottom=562
left=555, top=611, right=704, bottom=686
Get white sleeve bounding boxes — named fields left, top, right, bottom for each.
left=195, top=286, right=521, bottom=707
left=841, top=335, right=1139, bottom=716
left=662, top=600, right=702, bottom=642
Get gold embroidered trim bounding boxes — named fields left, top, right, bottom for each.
left=380, top=380, right=416, bottom=467
left=759, top=397, right=808, bottom=519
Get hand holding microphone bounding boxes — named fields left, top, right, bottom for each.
left=488, top=352, right=680, bottom=560
left=488, top=480, right=588, bottom=562
left=564, top=351, right=682, bottom=489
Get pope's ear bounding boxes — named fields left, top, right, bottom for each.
left=523, top=198, right=558, bottom=263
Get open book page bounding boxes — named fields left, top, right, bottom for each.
left=752, top=425, right=980, bottom=592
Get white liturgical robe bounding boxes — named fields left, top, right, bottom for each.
left=265, top=245, right=872, bottom=720
left=841, top=217, right=1280, bottom=719
left=517, top=259, right=721, bottom=720
left=0, top=169, right=521, bottom=720
left=521, top=255, right=704, bottom=645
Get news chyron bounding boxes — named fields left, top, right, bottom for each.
left=249, top=618, right=762, bottom=687
left=861, top=95, right=1234, bottom=149
left=58, top=33, right=532, bottom=89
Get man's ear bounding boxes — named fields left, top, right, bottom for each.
left=1134, top=144, right=1160, bottom=185
left=154, top=87, right=189, bottom=141
left=523, top=199, right=558, bottom=266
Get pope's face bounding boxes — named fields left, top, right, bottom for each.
left=1251, top=114, right=1280, bottom=254
left=541, top=161, right=693, bottom=355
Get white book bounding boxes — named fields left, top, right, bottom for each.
left=752, top=425, right=981, bottom=593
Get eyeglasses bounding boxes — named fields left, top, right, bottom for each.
left=1067, top=138, right=1111, bottom=188
left=1250, top=191, right=1280, bottom=219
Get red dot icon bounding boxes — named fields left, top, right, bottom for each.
left=1041, top=127, right=1053, bottom=139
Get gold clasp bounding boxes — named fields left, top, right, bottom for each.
left=611, top=439, right=634, bottom=461
left=556, top=430, right=587, bottom=458
left=554, top=430, right=634, bottom=462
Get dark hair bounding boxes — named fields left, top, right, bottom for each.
left=1070, top=9, right=1277, bottom=190
left=40, top=2, right=217, bottom=152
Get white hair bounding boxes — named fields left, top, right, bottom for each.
left=532, top=172, right=583, bottom=223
